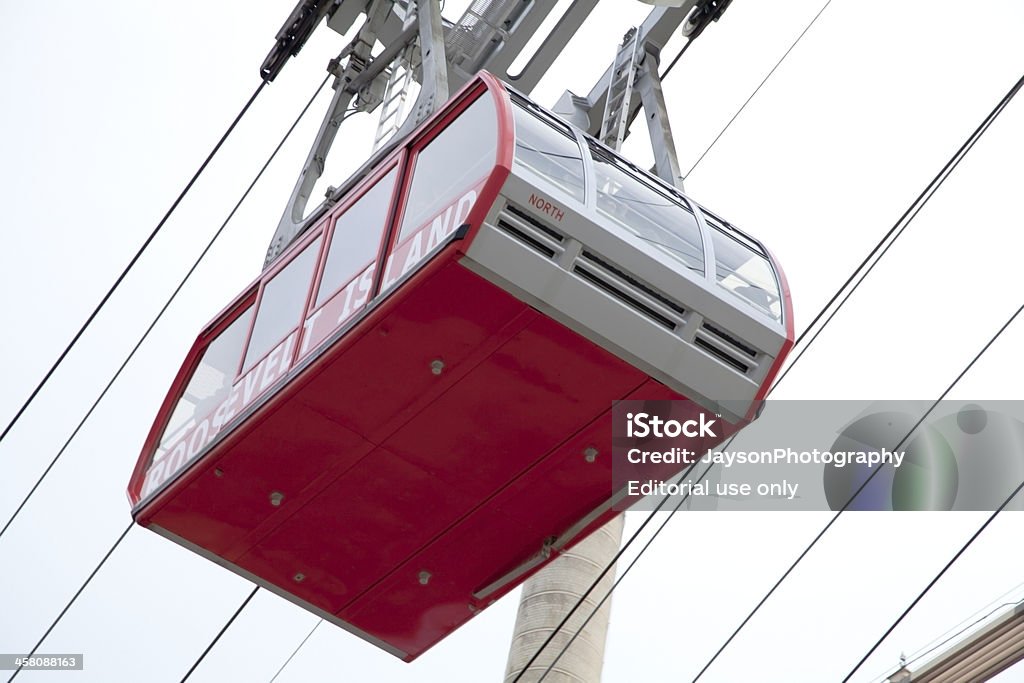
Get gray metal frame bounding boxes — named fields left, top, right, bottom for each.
left=262, top=0, right=726, bottom=268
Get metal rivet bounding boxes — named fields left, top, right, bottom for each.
left=583, top=446, right=599, bottom=463
left=430, top=359, right=445, bottom=376
left=214, top=468, right=224, bottom=477
left=293, top=573, right=305, bottom=582
left=418, top=570, right=432, bottom=585
left=270, top=491, right=285, bottom=507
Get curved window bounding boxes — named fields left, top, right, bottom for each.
left=709, top=228, right=782, bottom=323
left=243, top=238, right=322, bottom=372
left=589, top=142, right=704, bottom=274
left=157, top=305, right=254, bottom=458
left=316, top=168, right=397, bottom=307
left=397, top=93, right=497, bottom=242
left=511, top=96, right=585, bottom=202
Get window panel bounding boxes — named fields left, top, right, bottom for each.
left=590, top=143, right=704, bottom=274
left=243, top=238, right=322, bottom=372
left=158, top=306, right=253, bottom=457
left=316, top=168, right=397, bottom=308
left=710, top=228, right=783, bottom=323
left=511, top=98, right=585, bottom=202
left=397, top=94, right=497, bottom=242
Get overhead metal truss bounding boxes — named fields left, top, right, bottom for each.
left=262, top=0, right=729, bottom=267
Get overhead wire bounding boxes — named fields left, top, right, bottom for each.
left=180, top=586, right=261, bottom=682
left=538, top=302, right=1022, bottom=683
left=842, top=390, right=1024, bottom=680
left=678, top=0, right=834, bottom=181
left=270, top=620, right=323, bottom=682
left=518, top=65, right=1024, bottom=683
left=7, top=523, right=133, bottom=683
left=690, top=71, right=1024, bottom=682
left=0, top=74, right=333, bottom=542
left=695, top=306, right=1023, bottom=681
left=534, top=458, right=721, bottom=682
left=775, top=69, right=1024, bottom=387
left=0, top=80, right=268, bottom=448
left=1, top=74, right=333, bottom=681
left=865, top=587, right=1024, bottom=682
left=658, top=32, right=695, bottom=81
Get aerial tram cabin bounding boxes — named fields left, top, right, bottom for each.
left=128, top=72, right=793, bottom=661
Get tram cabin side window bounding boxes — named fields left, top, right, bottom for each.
left=241, top=238, right=323, bottom=373
left=396, top=94, right=498, bottom=243
left=588, top=142, right=705, bottom=275
left=155, top=304, right=254, bottom=461
left=510, top=97, right=585, bottom=202
left=316, top=168, right=399, bottom=308
left=708, top=225, right=783, bottom=323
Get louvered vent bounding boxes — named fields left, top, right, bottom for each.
left=694, top=323, right=758, bottom=375
left=573, top=251, right=685, bottom=331
left=489, top=205, right=762, bottom=378
left=496, top=205, right=564, bottom=259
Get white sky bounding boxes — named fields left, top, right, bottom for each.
left=1, top=1, right=1023, bottom=681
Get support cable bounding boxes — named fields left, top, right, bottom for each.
left=535, top=459, right=720, bottom=682
left=2, top=74, right=332, bottom=683
left=508, top=458, right=703, bottom=682
left=689, top=69, right=1024, bottom=680
left=515, top=68, right=1024, bottom=682
left=180, top=586, right=261, bottom=682
left=774, top=70, right=1024, bottom=390
left=7, top=523, right=133, bottom=682
left=0, top=81, right=268, bottom=447
left=510, top=9, right=839, bottom=678
left=270, top=620, right=322, bottom=682
left=865, top=590, right=1024, bottom=682
left=0, top=75, right=332, bottom=542
left=677, top=0, right=834, bottom=181
left=690, top=313, right=1021, bottom=681
left=540, top=303, right=1023, bottom=683
left=129, top=100, right=376, bottom=683
left=842, top=436, right=1024, bottom=681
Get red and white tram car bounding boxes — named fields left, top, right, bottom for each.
left=128, top=72, right=793, bottom=661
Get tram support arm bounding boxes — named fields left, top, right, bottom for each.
left=265, top=0, right=450, bottom=268
left=636, top=45, right=685, bottom=190
left=412, top=0, right=449, bottom=121
left=387, top=0, right=450, bottom=143
left=265, top=0, right=409, bottom=267
left=562, top=3, right=698, bottom=138
left=265, top=62, right=362, bottom=267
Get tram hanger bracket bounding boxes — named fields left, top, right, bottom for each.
left=261, top=0, right=341, bottom=82
left=263, top=0, right=731, bottom=265
left=683, top=0, right=732, bottom=38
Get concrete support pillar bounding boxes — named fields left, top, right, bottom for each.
left=504, top=515, right=625, bottom=683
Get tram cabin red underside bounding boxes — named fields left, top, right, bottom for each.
left=128, top=73, right=794, bottom=661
